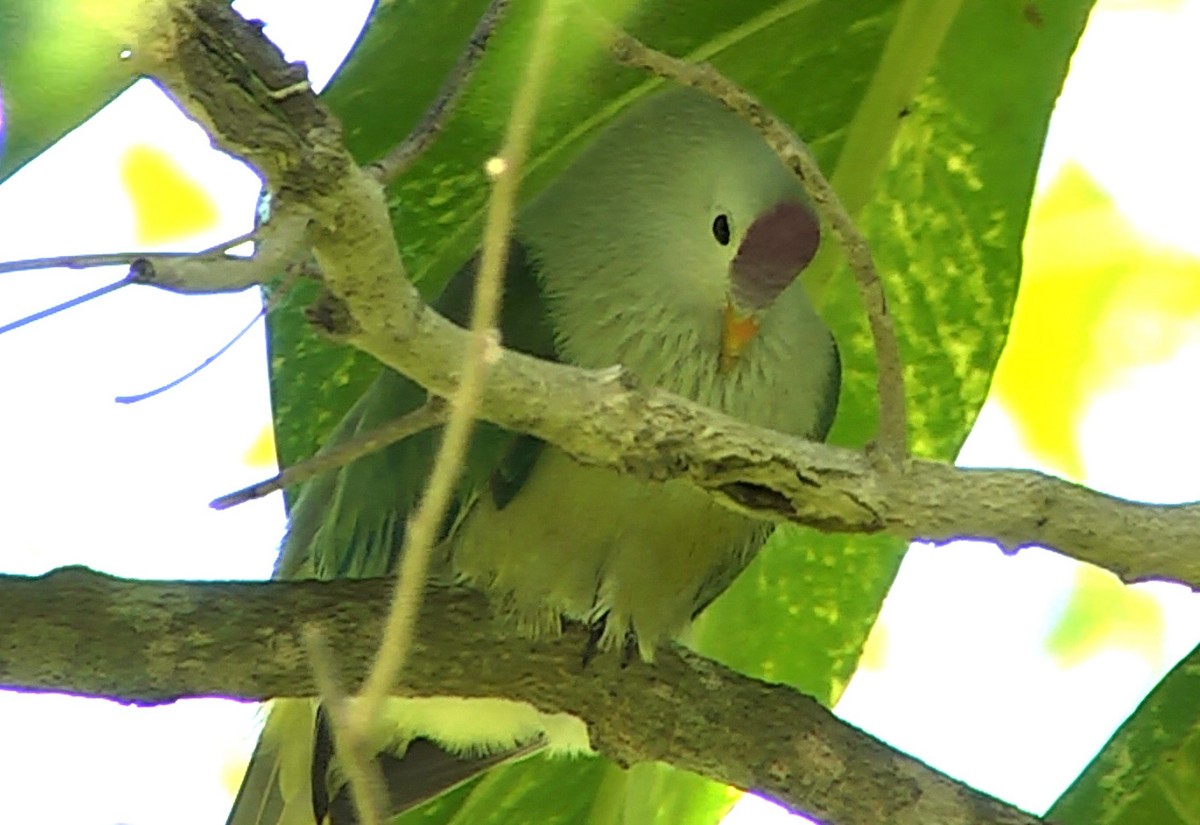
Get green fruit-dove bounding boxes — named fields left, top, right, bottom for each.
left=228, top=86, right=841, bottom=825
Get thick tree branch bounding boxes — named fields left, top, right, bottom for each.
left=132, top=1, right=1199, bottom=593
left=0, top=567, right=1040, bottom=825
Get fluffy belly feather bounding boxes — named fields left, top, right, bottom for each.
left=449, top=447, right=764, bottom=658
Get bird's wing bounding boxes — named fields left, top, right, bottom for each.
left=276, top=238, right=557, bottom=582
left=227, top=239, right=559, bottom=825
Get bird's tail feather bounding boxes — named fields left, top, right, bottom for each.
left=228, top=698, right=548, bottom=825
left=226, top=699, right=319, bottom=825
left=323, top=735, right=546, bottom=823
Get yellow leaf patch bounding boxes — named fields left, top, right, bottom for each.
left=1046, top=565, right=1165, bottom=669
left=120, top=144, right=218, bottom=244
left=992, top=163, right=1200, bottom=479
left=242, top=424, right=277, bottom=470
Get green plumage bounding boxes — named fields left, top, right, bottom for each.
left=229, top=87, right=841, bottom=825
left=276, top=241, right=557, bottom=583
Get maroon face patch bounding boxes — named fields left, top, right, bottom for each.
left=730, top=200, right=820, bottom=310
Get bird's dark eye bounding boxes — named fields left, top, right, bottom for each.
left=712, top=214, right=731, bottom=246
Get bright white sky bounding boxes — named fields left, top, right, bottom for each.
left=0, top=2, right=1197, bottom=824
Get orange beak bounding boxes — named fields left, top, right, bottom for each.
left=720, top=300, right=760, bottom=372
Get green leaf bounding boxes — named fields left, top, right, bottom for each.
left=1048, top=643, right=1200, bottom=825
left=1045, top=566, right=1166, bottom=670
left=266, top=0, right=1094, bottom=821
left=395, top=757, right=737, bottom=825
left=619, top=763, right=740, bottom=825
left=991, top=163, right=1200, bottom=480
left=0, top=0, right=135, bottom=183
left=393, top=754, right=613, bottom=825
left=695, top=0, right=1095, bottom=714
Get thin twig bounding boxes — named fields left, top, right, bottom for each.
left=115, top=254, right=312, bottom=406
left=0, top=228, right=263, bottom=316
left=303, top=626, right=386, bottom=825
left=0, top=275, right=133, bottom=335
left=210, top=400, right=447, bottom=510
left=202, top=229, right=259, bottom=255
left=3, top=227, right=299, bottom=402
left=0, top=231, right=258, bottom=277
left=0, top=251, right=188, bottom=277
left=352, top=0, right=564, bottom=733
left=603, top=25, right=909, bottom=466
left=116, top=307, right=266, bottom=404
left=0, top=234, right=261, bottom=338
left=128, top=218, right=307, bottom=294
left=369, top=0, right=513, bottom=184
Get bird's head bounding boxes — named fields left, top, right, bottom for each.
left=522, top=87, right=824, bottom=381
left=652, top=90, right=822, bottom=371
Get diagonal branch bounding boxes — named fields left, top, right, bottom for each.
left=211, top=400, right=447, bottom=509
left=0, top=567, right=1042, bottom=825
left=134, top=0, right=1200, bottom=592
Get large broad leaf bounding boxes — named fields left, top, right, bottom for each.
left=265, top=0, right=1093, bottom=822
left=696, top=0, right=1095, bottom=700
left=1047, top=643, right=1200, bottom=824
left=0, top=0, right=135, bottom=182
left=398, top=754, right=617, bottom=824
